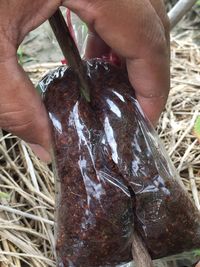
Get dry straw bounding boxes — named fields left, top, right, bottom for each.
left=158, top=29, right=200, bottom=209
left=0, top=20, right=200, bottom=267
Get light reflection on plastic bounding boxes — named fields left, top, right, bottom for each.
left=49, top=113, right=62, bottom=134
left=104, top=117, right=119, bottom=164
left=112, top=90, right=125, bottom=102
left=79, top=157, right=105, bottom=202
left=106, top=99, right=122, bottom=118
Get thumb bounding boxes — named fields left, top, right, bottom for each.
left=0, top=58, right=51, bottom=162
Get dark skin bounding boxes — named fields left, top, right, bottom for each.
left=0, top=0, right=170, bottom=162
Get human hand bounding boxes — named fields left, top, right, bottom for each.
left=0, top=0, right=62, bottom=162
left=0, top=0, right=170, bottom=162
left=64, top=0, right=170, bottom=124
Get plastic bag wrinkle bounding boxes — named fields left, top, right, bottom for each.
left=40, top=59, right=200, bottom=267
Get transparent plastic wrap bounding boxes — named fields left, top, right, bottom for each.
left=40, top=59, right=200, bottom=267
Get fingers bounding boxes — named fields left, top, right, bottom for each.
left=126, top=1, right=170, bottom=124
left=63, top=0, right=170, bottom=124
left=148, top=0, right=170, bottom=48
left=127, top=55, right=170, bottom=125
left=84, top=31, right=110, bottom=59
left=0, top=1, right=61, bottom=48
left=0, top=58, right=51, bottom=162
left=0, top=0, right=64, bottom=162
left=84, top=31, right=124, bottom=67
left=81, top=0, right=170, bottom=124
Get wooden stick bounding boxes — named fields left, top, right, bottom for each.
left=168, top=0, right=197, bottom=29
left=132, top=231, right=154, bottom=267
left=49, top=9, right=90, bottom=102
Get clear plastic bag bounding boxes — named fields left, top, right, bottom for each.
left=40, top=59, right=200, bottom=267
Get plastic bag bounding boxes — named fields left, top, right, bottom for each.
left=40, top=59, right=200, bottom=267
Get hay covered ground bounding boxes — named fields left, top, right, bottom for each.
left=0, top=5, right=200, bottom=267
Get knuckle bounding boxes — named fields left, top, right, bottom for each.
left=0, top=107, right=34, bottom=134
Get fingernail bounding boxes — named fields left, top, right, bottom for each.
left=28, top=143, right=52, bottom=164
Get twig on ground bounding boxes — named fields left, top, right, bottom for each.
left=132, top=231, right=154, bottom=267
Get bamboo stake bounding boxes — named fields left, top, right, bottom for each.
left=168, top=0, right=197, bottom=29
